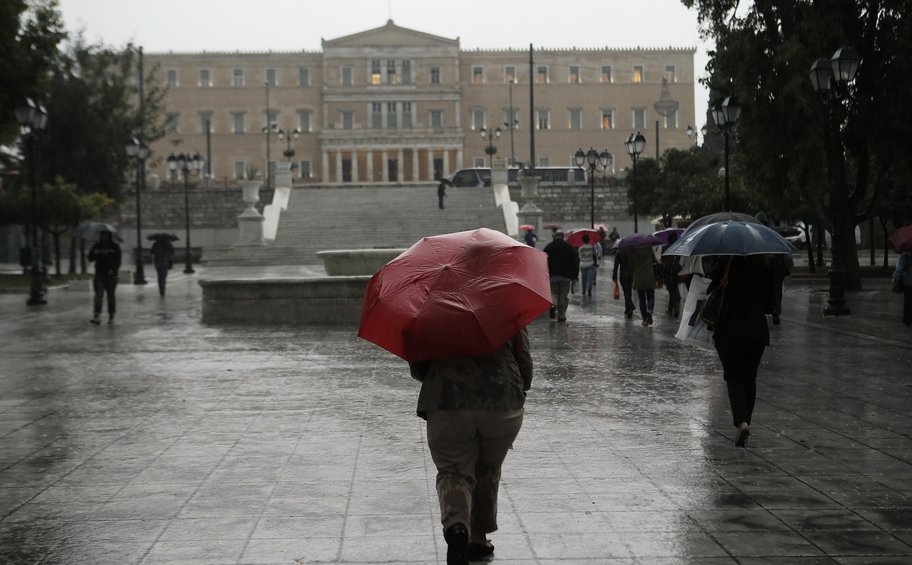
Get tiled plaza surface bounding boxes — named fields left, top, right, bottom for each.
left=1, top=267, right=910, bottom=564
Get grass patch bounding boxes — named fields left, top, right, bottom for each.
left=0, top=273, right=93, bottom=291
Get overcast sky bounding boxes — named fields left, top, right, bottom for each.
left=56, top=0, right=713, bottom=130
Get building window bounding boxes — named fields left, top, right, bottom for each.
left=539, top=157, right=550, bottom=167
left=265, top=68, right=277, bottom=87
left=371, top=60, right=382, bottom=85
left=299, top=67, right=309, bottom=86
left=633, top=65, right=644, bottom=83
left=233, top=112, right=245, bottom=134
left=472, top=66, right=484, bottom=85
left=665, top=109, right=678, bottom=129
left=199, top=69, right=210, bottom=88
left=505, top=65, right=516, bottom=83
left=265, top=111, right=277, bottom=129
left=601, top=65, right=612, bottom=83
left=298, top=111, right=311, bottom=132
left=402, top=60, right=412, bottom=84
left=387, top=102, right=398, bottom=128
left=569, top=65, right=581, bottom=83
left=601, top=109, right=614, bottom=129
left=537, top=109, right=550, bottom=130
left=341, top=111, right=354, bottom=129
left=199, top=112, right=213, bottom=134
left=387, top=59, right=397, bottom=85
left=505, top=109, right=519, bottom=130
left=569, top=109, right=582, bottom=130
left=299, top=160, right=311, bottom=178
left=665, top=64, right=676, bottom=82
left=430, top=66, right=440, bottom=84
left=430, top=110, right=443, bottom=128
left=372, top=102, right=383, bottom=129
left=473, top=157, right=485, bottom=167
left=232, top=68, right=244, bottom=87
left=165, top=113, right=179, bottom=133
left=234, top=161, right=246, bottom=179
left=537, top=65, right=549, bottom=84
left=472, top=109, right=484, bottom=131
left=633, top=108, right=646, bottom=129
left=166, top=69, right=178, bottom=88
left=341, top=66, right=353, bottom=85
left=402, top=102, right=412, bottom=128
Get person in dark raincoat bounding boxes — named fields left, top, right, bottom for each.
left=150, top=237, right=175, bottom=297
left=88, top=230, right=121, bottom=324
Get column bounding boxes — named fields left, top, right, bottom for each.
left=381, top=150, right=389, bottom=182
left=322, top=150, right=329, bottom=183
left=366, top=150, right=374, bottom=182
left=412, top=149, right=419, bottom=181
left=351, top=148, right=359, bottom=183
left=443, top=148, right=451, bottom=177
left=427, top=149, right=435, bottom=180
left=335, top=150, right=343, bottom=184
left=455, top=148, right=463, bottom=171
left=397, top=149, right=404, bottom=183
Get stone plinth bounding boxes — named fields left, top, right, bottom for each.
left=316, top=249, right=406, bottom=276
left=237, top=180, right=265, bottom=246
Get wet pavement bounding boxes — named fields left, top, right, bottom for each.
left=1, top=267, right=911, bottom=564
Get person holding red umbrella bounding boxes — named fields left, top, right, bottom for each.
left=892, top=250, right=912, bottom=327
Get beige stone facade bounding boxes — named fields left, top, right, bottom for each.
left=146, top=20, right=695, bottom=185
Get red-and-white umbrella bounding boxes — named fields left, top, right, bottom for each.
left=889, top=225, right=912, bottom=253
left=358, top=228, right=552, bottom=362
left=565, top=229, right=603, bottom=247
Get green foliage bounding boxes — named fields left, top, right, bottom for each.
left=40, top=176, right=112, bottom=230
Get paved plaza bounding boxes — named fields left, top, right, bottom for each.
left=1, top=267, right=910, bottom=564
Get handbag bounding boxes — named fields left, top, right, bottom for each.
left=613, top=281, right=620, bottom=300
left=701, top=258, right=731, bottom=326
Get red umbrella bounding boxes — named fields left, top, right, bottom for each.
left=566, top=229, right=603, bottom=247
left=519, top=224, right=536, bottom=231
left=889, top=225, right=912, bottom=253
left=358, top=228, right=552, bottom=362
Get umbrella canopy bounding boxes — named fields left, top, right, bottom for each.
left=542, top=223, right=563, bottom=230
left=612, top=232, right=661, bottom=251
left=664, top=221, right=797, bottom=257
left=566, top=229, right=603, bottom=247
left=147, top=232, right=179, bottom=242
left=683, top=212, right=760, bottom=235
left=519, top=224, right=536, bottom=231
left=72, top=222, right=121, bottom=241
left=358, top=228, right=552, bottom=362
left=653, top=227, right=685, bottom=246
left=889, top=225, right=912, bottom=253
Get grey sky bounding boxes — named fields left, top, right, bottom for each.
left=56, top=0, right=712, bottom=132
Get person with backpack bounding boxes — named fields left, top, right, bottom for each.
left=88, top=230, right=121, bottom=325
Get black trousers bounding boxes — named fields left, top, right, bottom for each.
left=714, top=336, right=766, bottom=427
left=156, top=266, right=169, bottom=296
left=93, top=275, right=118, bottom=316
left=903, top=285, right=912, bottom=326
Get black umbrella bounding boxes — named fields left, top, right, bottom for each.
left=664, top=221, right=797, bottom=257
left=683, top=212, right=760, bottom=235
left=147, top=233, right=179, bottom=242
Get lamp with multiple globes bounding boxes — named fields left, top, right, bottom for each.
left=624, top=132, right=647, bottom=233
left=574, top=148, right=613, bottom=230
left=167, top=153, right=204, bottom=274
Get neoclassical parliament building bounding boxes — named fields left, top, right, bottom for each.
left=146, top=20, right=696, bottom=185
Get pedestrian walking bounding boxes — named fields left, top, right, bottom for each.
left=437, top=178, right=449, bottom=209
left=612, top=247, right=635, bottom=319
left=629, top=245, right=658, bottom=326
left=769, top=253, right=794, bottom=325
left=409, top=327, right=532, bottom=565
left=150, top=238, right=175, bottom=297
left=892, top=251, right=912, bottom=327
left=707, top=255, right=776, bottom=447
left=543, top=230, right=579, bottom=322
left=523, top=228, right=538, bottom=247
left=660, top=234, right=683, bottom=317
left=577, top=233, right=598, bottom=297
left=88, top=230, right=121, bottom=324
left=607, top=226, right=620, bottom=254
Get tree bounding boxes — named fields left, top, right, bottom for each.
left=39, top=177, right=112, bottom=275
left=0, top=0, right=65, bottom=147
left=683, top=0, right=912, bottom=290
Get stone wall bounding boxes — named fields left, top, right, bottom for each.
left=509, top=182, right=632, bottom=227
left=116, top=188, right=275, bottom=229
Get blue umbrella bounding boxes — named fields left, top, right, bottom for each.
left=663, top=221, right=797, bottom=256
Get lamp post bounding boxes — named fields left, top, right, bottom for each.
left=624, top=131, right=647, bottom=233
left=15, top=98, right=48, bottom=306
left=263, top=81, right=273, bottom=190
left=574, top=148, right=613, bottom=229
left=125, top=137, right=149, bottom=284
left=278, top=128, right=302, bottom=163
left=167, top=152, right=203, bottom=274
left=685, top=124, right=698, bottom=146
left=710, top=95, right=741, bottom=211
left=480, top=126, right=502, bottom=168
left=504, top=79, right=519, bottom=166
left=809, top=45, right=861, bottom=317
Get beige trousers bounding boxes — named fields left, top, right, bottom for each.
left=426, top=409, right=523, bottom=535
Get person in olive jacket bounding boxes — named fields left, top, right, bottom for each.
left=409, top=328, right=533, bottom=565
left=707, top=255, right=776, bottom=447
left=543, top=230, right=579, bottom=322
left=629, top=245, right=658, bottom=326
left=88, top=230, right=122, bottom=324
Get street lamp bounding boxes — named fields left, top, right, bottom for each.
left=480, top=126, right=502, bottom=168
left=504, top=79, right=519, bottom=166
left=15, top=98, right=48, bottom=306
left=809, top=45, right=861, bottom=317
left=277, top=128, right=302, bottom=163
left=125, top=137, right=149, bottom=285
left=710, top=95, right=741, bottom=211
left=167, top=152, right=203, bottom=274
left=685, top=124, right=698, bottom=146
left=624, top=131, right=647, bottom=233
left=574, top=148, right=613, bottom=229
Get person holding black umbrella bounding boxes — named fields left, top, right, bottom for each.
left=88, top=230, right=121, bottom=325
left=150, top=236, right=175, bottom=297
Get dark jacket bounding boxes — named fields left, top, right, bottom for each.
left=612, top=248, right=632, bottom=284
left=544, top=238, right=579, bottom=279
left=151, top=240, right=174, bottom=270
left=409, top=328, right=533, bottom=420
left=88, top=240, right=122, bottom=276
left=709, top=256, right=776, bottom=346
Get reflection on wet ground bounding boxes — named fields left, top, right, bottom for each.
left=0, top=268, right=910, bottom=564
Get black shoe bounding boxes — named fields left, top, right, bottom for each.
left=467, top=541, right=495, bottom=561
left=549, top=307, right=556, bottom=319
left=89, top=316, right=101, bottom=325
left=735, top=423, right=750, bottom=447
left=444, top=523, right=469, bottom=565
